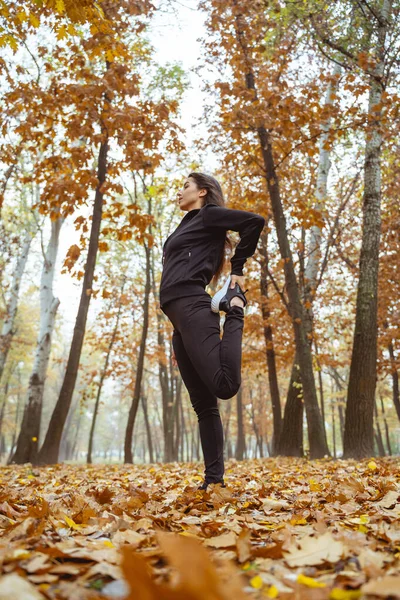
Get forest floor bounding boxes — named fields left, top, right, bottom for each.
left=0, top=457, right=399, bottom=600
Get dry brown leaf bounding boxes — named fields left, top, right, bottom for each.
left=0, top=574, right=44, bottom=599
left=283, top=532, right=344, bottom=567
left=362, top=575, right=400, bottom=597
left=204, top=531, right=237, bottom=548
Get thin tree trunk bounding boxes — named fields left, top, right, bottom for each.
left=173, top=377, right=182, bottom=461
left=124, top=240, right=151, bottom=463
left=379, top=395, right=392, bottom=456
left=387, top=340, right=400, bottom=421
left=0, top=230, right=34, bottom=383
left=8, top=366, right=23, bottom=461
left=374, top=398, right=385, bottom=457
left=278, top=64, right=340, bottom=457
left=11, top=217, right=64, bottom=464
left=276, top=357, right=304, bottom=457
left=259, top=229, right=281, bottom=453
left=87, top=278, right=125, bottom=464
left=344, top=0, right=392, bottom=459
left=235, top=386, right=246, bottom=460
left=314, top=339, right=328, bottom=448
left=233, top=8, right=328, bottom=458
left=331, top=380, right=337, bottom=459
left=141, top=393, right=154, bottom=464
left=37, top=132, right=109, bottom=465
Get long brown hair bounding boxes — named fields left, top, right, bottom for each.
left=188, top=172, right=233, bottom=286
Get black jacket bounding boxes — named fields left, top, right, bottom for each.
left=159, top=203, right=265, bottom=309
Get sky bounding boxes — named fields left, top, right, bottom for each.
left=49, top=0, right=214, bottom=333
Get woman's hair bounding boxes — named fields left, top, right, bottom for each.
left=188, top=172, right=233, bottom=286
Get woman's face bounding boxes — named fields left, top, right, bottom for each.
left=177, top=177, right=206, bottom=211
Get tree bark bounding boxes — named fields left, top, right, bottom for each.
left=379, top=394, right=392, bottom=456
left=87, top=278, right=125, bottom=464
left=141, top=393, right=154, bottom=464
left=150, top=234, right=176, bottom=463
left=235, top=386, right=246, bottom=460
left=124, top=239, right=151, bottom=463
left=388, top=340, right=400, bottom=421
left=11, top=216, right=64, bottom=464
left=233, top=8, right=329, bottom=458
left=37, top=135, right=109, bottom=465
left=374, top=398, right=385, bottom=456
left=344, top=0, right=392, bottom=459
left=258, top=229, right=282, bottom=454
left=276, top=357, right=304, bottom=457
left=0, top=230, right=34, bottom=384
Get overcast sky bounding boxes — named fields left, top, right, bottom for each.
left=51, top=0, right=214, bottom=332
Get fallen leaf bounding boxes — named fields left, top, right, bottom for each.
left=283, top=532, right=344, bottom=567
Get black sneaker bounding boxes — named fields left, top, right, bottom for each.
left=211, top=274, right=248, bottom=314
left=198, top=479, right=226, bottom=491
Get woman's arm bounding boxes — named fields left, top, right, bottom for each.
left=202, top=205, right=265, bottom=275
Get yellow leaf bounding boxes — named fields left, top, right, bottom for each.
left=56, top=25, right=68, bottom=40
left=56, top=0, right=65, bottom=13
left=290, top=517, right=308, bottom=525
left=250, top=575, right=263, bottom=589
left=103, top=540, right=114, bottom=548
left=265, top=585, right=279, bottom=598
left=32, top=437, right=37, bottom=442
left=17, top=11, right=28, bottom=22
left=64, top=515, right=82, bottom=530
left=368, top=460, right=377, bottom=471
left=297, top=574, right=326, bottom=588
left=29, top=13, right=40, bottom=27
left=329, top=589, right=361, bottom=600
left=105, top=49, right=114, bottom=62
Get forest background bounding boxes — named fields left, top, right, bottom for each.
left=0, top=0, right=399, bottom=468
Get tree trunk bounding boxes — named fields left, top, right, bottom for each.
left=379, top=395, right=392, bottom=456
left=37, top=135, right=109, bottom=465
left=343, top=1, right=391, bottom=459
left=124, top=241, right=151, bottom=463
left=235, top=386, right=246, bottom=460
left=314, top=340, right=328, bottom=447
left=374, top=398, right=385, bottom=456
left=141, top=393, right=154, bottom=464
left=388, top=340, right=400, bottom=421
left=11, top=217, right=64, bottom=464
left=150, top=237, right=175, bottom=463
left=276, top=356, right=304, bottom=457
left=233, top=8, right=328, bottom=458
left=278, top=64, right=340, bottom=457
left=173, top=376, right=182, bottom=461
left=0, top=230, right=34, bottom=383
left=259, top=229, right=281, bottom=454
left=87, top=278, right=125, bottom=464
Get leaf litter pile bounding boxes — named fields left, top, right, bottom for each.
left=0, top=457, right=399, bottom=599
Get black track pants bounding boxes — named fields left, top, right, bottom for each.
left=161, top=289, right=244, bottom=483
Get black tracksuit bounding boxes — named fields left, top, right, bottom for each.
left=159, top=202, right=265, bottom=484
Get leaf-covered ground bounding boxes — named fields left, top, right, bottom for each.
left=0, top=457, right=399, bottom=599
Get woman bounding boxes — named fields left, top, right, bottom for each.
left=159, top=173, right=265, bottom=491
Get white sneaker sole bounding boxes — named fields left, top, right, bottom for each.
left=211, top=274, right=231, bottom=313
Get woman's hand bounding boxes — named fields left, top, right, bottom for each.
left=172, top=349, right=178, bottom=368
left=230, top=274, right=246, bottom=289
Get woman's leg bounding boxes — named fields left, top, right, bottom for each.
left=172, top=328, right=224, bottom=483
left=176, top=294, right=245, bottom=400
